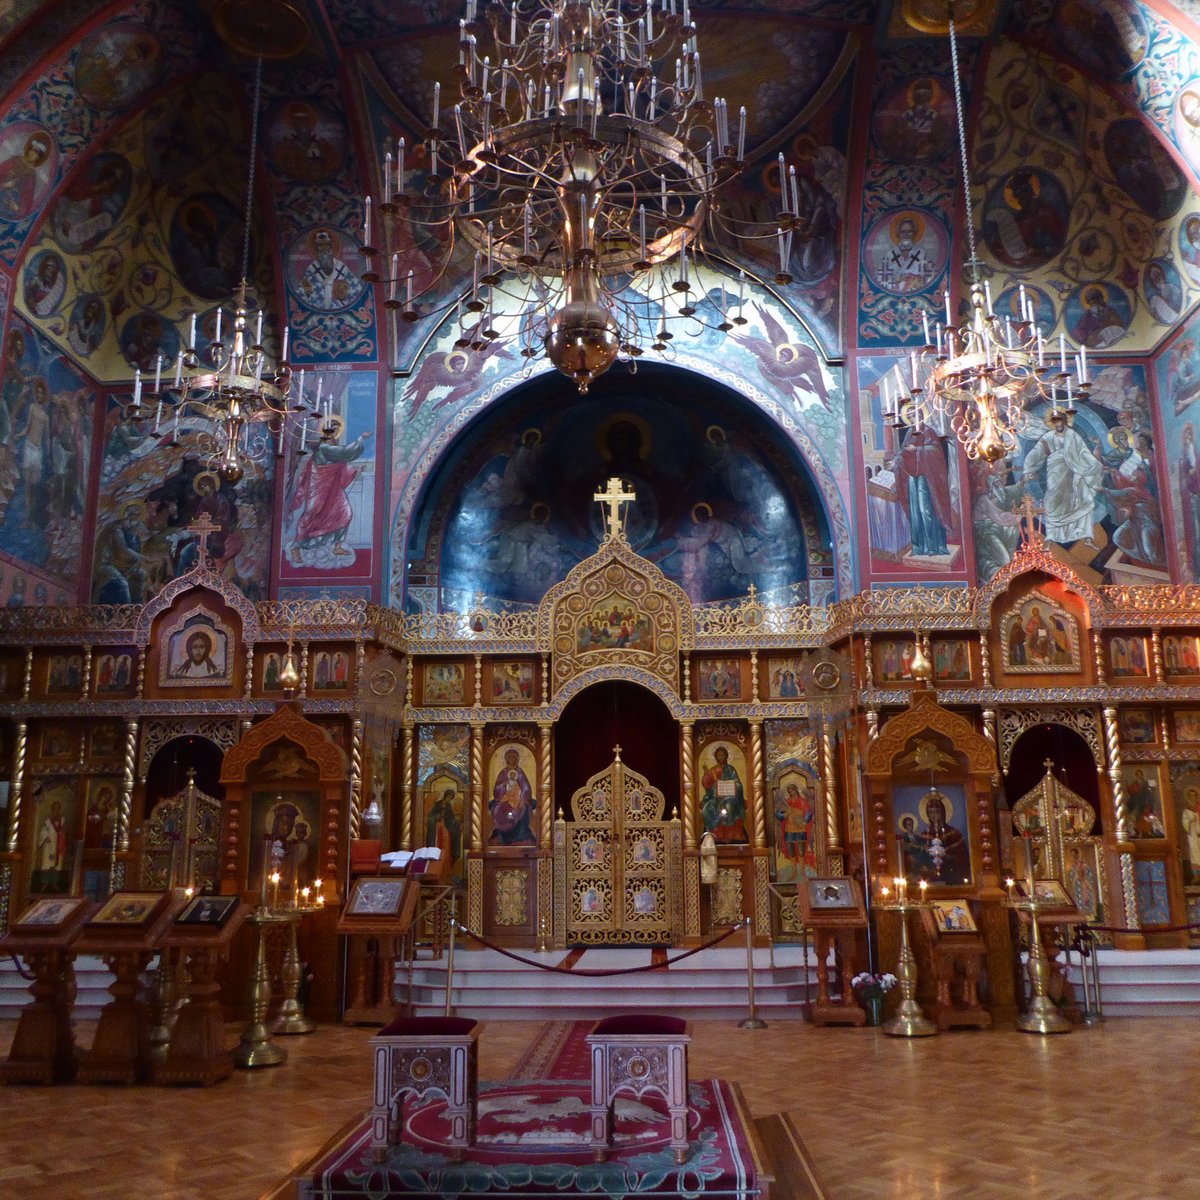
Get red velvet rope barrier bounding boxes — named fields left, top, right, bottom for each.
left=1080, top=921, right=1200, bottom=936
left=449, top=917, right=748, bottom=976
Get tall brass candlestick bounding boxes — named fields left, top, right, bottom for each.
left=233, top=913, right=288, bottom=1068
left=272, top=912, right=316, bottom=1036
left=880, top=891, right=937, bottom=1039
left=1009, top=892, right=1071, bottom=1036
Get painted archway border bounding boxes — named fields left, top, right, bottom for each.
left=386, top=280, right=852, bottom=607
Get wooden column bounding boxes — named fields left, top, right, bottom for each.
left=680, top=722, right=696, bottom=850
left=749, top=720, right=766, bottom=849
left=399, top=723, right=414, bottom=850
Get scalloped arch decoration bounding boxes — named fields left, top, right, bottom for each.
left=134, top=567, right=260, bottom=647
left=539, top=535, right=693, bottom=699
left=220, top=704, right=347, bottom=784
left=973, top=546, right=1103, bottom=632
left=865, top=687, right=996, bottom=777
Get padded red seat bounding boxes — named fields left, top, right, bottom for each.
left=586, top=1013, right=691, bottom=1164
left=368, top=1016, right=480, bottom=1161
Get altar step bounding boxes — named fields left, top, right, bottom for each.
left=3, top=946, right=1199, bottom=1021
left=0, top=953, right=113, bottom=1019
left=404, top=944, right=817, bottom=1020
left=1065, top=949, right=1200, bottom=1017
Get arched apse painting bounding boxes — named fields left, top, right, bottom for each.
left=401, top=365, right=831, bottom=613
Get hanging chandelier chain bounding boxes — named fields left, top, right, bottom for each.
left=947, top=5, right=978, bottom=281
left=239, top=54, right=265, bottom=288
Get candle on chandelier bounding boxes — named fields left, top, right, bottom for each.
left=363, top=195, right=371, bottom=245
left=922, top=310, right=930, bottom=344
left=173, top=349, right=183, bottom=390
left=944, top=289, right=953, bottom=327
left=214, top=308, right=223, bottom=344
left=133, top=368, right=142, bottom=406
left=153, top=353, right=163, bottom=392
left=432, top=81, right=441, bottom=129
left=383, top=151, right=392, bottom=205
left=255, top=310, right=264, bottom=347
left=188, top=312, right=197, bottom=351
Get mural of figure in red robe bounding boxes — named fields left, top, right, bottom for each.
left=286, top=416, right=371, bottom=566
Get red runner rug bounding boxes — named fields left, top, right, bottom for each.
left=508, top=1020, right=594, bottom=1081
left=297, top=1078, right=764, bottom=1199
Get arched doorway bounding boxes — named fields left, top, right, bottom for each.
left=554, top=680, right=679, bottom=812
left=140, top=736, right=226, bottom=890
left=1004, top=724, right=1102, bottom=835
left=553, top=681, right=682, bottom=946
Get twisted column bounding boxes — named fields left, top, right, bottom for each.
left=348, top=719, right=364, bottom=840
left=680, top=722, right=695, bottom=850
left=119, top=720, right=137, bottom=853
left=7, top=721, right=27, bottom=851
left=822, top=720, right=841, bottom=855
left=1103, top=706, right=1129, bottom=842
left=538, top=723, right=552, bottom=848
left=21, top=647, right=32, bottom=699
left=979, top=636, right=992, bottom=689
left=81, top=646, right=93, bottom=698
left=469, top=723, right=484, bottom=853
left=1092, top=630, right=1107, bottom=686
left=400, top=723, right=414, bottom=850
left=1151, top=630, right=1164, bottom=683
left=243, top=642, right=255, bottom=701
left=749, top=720, right=766, bottom=848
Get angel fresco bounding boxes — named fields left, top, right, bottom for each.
left=732, top=305, right=830, bottom=410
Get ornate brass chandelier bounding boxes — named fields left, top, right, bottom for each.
left=889, top=2, right=1089, bottom=463
left=120, top=57, right=321, bottom=483
left=365, top=0, right=780, bottom=391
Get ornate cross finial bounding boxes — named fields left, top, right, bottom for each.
left=612, top=744, right=622, bottom=760
left=1018, top=493, right=1044, bottom=548
left=593, top=476, right=636, bottom=542
left=186, top=512, right=222, bottom=566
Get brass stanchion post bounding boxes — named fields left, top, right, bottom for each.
left=737, top=917, right=766, bottom=1029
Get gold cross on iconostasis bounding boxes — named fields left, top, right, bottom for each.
left=593, top=476, right=637, bottom=542
left=186, top=513, right=222, bottom=565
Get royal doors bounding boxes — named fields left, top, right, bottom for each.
left=552, top=749, right=682, bottom=946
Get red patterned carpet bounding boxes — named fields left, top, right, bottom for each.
left=297, top=1078, right=764, bottom=1199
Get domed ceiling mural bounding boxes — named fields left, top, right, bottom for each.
left=0, top=0, right=1197, bottom=609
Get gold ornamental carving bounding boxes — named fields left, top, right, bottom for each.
left=712, top=868, right=744, bottom=926
left=553, top=748, right=682, bottom=946
left=866, top=688, right=996, bottom=777
left=540, top=514, right=692, bottom=699
left=494, top=868, right=528, bottom=926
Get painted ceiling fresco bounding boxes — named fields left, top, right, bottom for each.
left=2, top=0, right=1200, bottom=606
left=403, top=363, right=830, bottom=611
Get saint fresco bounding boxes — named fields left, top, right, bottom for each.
left=409, top=374, right=814, bottom=610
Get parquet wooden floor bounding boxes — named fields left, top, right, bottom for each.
left=0, top=1016, right=1195, bottom=1199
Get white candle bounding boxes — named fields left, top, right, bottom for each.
left=282, top=325, right=289, bottom=361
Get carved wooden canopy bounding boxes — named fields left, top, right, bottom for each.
left=539, top=534, right=693, bottom=699
left=220, top=703, right=347, bottom=785
left=866, top=686, right=996, bottom=778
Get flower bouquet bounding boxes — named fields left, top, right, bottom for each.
left=851, top=971, right=898, bottom=1024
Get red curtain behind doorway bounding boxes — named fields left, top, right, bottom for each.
left=554, top=681, right=680, bottom=818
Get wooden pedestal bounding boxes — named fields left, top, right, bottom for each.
left=929, top=936, right=991, bottom=1030
left=1, top=949, right=79, bottom=1084
left=74, top=894, right=183, bottom=1084
left=154, top=902, right=250, bottom=1085
left=0, top=900, right=95, bottom=1085
left=809, top=928, right=867, bottom=1027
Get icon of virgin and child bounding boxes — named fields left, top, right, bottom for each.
left=488, top=746, right=536, bottom=846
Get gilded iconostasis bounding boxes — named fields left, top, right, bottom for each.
left=0, top=0, right=1195, bottom=616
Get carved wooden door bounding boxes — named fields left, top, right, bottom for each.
left=140, top=773, right=222, bottom=891
left=553, top=749, right=682, bottom=946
